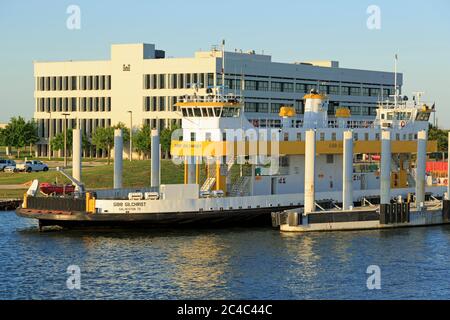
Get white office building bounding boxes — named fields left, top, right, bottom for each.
left=33, top=43, right=402, bottom=157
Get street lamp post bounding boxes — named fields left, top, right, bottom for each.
left=62, top=113, right=70, bottom=168
left=128, top=110, right=133, bottom=161
left=48, top=111, right=52, bottom=160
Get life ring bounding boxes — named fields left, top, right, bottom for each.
left=400, top=121, right=406, bottom=128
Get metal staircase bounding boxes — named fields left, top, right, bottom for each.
left=408, top=168, right=417, bottom=188
left=392, top=155, right=416, bottom=188
left=229, top=176, right=251, bottom=197
left=201, top=170, right=216, bottom=192
left=200, top=157, right=237, bottom=192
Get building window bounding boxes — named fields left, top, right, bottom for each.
left=326, top=155, right=334, bottom=164
left=94, top=76, right=99, bottom=90
left=328, top=86, right=339, bottom=95
left=245, top=80, right=257, bottom=91
left=363, top=88, right=370, bottom=96
left=144, top=75, right=150, bottom=89
left=361, top=107, right=369, bottom=116
left=158, top=97, right=166, bottom=111
left=144, top=97, right=150, bottom=111
left=297, top=132, right=302, bottom=141
left=258, top=103, right=269, bottom=113
left=320, top=132, right=325, bottom=141
left=171, top=74, right=177, bottom=89
left=331, top=132, right=336, bottom=141
left=350, top=87, right=361, bottom=96
left=341, top=86, right=350, bottom=95
left=257, top=81, right=269, bottom=91
left=370, top=88, right=380, bottom=97
left=282, top=83, right=294, bottom=92
left=306, top=84, right=316, bottom=92
left=296, top=83, right=306, bottom=93
left=156, top=74, right=165, bottom=89
left=294, top=100, right=303, bottom=114
left=245, top=102, right=257, bottom=112
left=71, top=98, right=76, bottom=111
left=207, top=73, right=214, bottom=87
left=271, top=103, right=283, bottom=113
left=350, top=106, right=361, bottom=115
left=271, top=82, right=282, bottom=92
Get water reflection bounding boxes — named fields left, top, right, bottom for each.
left=166, top=234, right=229, bottom=299
left=3, top=212, right=450, bottom=299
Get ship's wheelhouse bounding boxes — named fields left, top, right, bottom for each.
left=180, top=105, right=241, bottom=119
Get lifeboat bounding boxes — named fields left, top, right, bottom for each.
left=40, top=183, right=76, bottom=196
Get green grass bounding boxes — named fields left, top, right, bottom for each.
left=0, top=189, right=26, bottom=199
left=0, top=160, right=188, bottom=190
left=0, top=159, right=249, bottom=199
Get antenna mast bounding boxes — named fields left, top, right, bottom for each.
left=394, top=53, right=398, bottom=107
left=222, top=39, right=226, bottom=94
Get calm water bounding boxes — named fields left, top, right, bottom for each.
left=1, top=211, right=450, bottom=300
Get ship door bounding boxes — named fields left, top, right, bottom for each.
left=361, top=174, right=367, bottom=190
left=271, top=178, right=277, bottom=195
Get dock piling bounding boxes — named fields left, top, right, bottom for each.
left=151, top=129, right=161, bottom=188
left=416, top=130, right=427, bottom=207
left=343, top=131, right=354, bottom=210
left=380, top=131, right=391, bottom=205
left=114, top=129, right=123, bottom=189
left=304, top=130, right=316, bottom=214
left=72, top=128, right=82, bottom=182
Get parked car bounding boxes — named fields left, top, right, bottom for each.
left=16, top=160, right=49, bottom=173
left=0, top=159, right=16, bottom=171
left=4, top=166, right=17, bottom=173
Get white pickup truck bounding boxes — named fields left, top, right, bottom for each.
left=16, top=160, right=49, bottom=173
left=0, top=159, right=16, bottom=171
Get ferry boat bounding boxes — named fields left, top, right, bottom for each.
left=16, top=82, right=450, bottom=230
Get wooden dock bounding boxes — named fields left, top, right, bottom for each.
left=0, top=199, right=22, bottom=211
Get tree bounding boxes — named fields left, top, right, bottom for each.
left=133, top=124, right=152, bottom=159
left=160, top=125, right=180, bottom=158
left=91, top=123, right=129, bottom=164
left=24, top=120, right=39, bottom=156
left=51, top=129, right=90, bottom=157
left=428, top=125, right=448, bottom=156
left=3, top=117, right=38, bottom=158
left=51, top=129, right=73, bottom=153
left=0, top=128, right=6, bottom=147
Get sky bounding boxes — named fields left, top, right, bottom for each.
left=0, top=0, right=449, bottom=126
